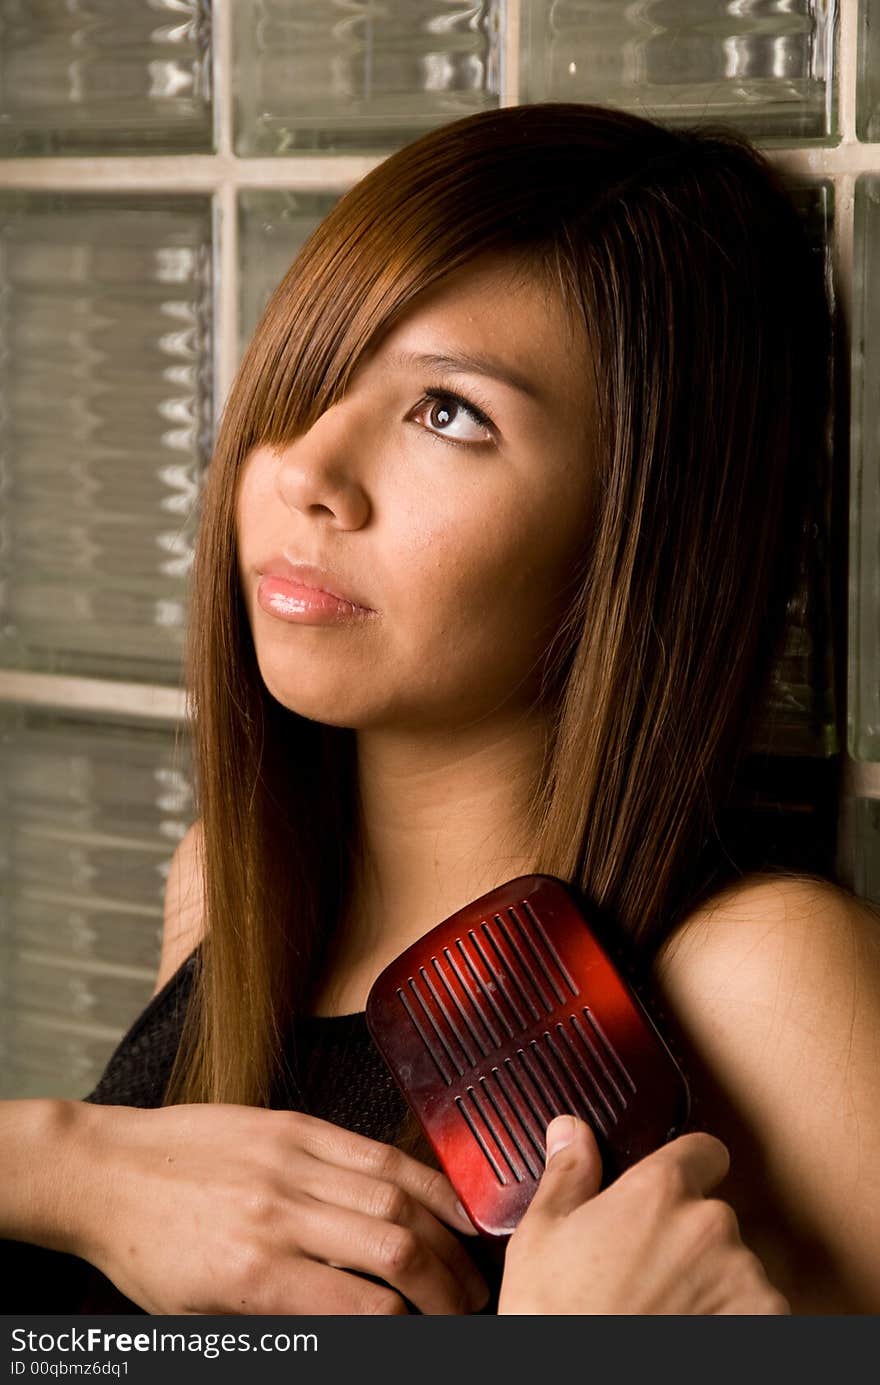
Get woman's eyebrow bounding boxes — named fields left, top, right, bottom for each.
left=384, top=346, right=544, bottom=403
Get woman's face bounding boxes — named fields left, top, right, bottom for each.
left=235, top=253, right=596, bottom=733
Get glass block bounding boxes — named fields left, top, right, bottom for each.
left=0, top=191, right=214, bottom=684
left=239, top=189, right=342, bottom=356
left=0, top=0, right=213, bottom=157
left=234, top=0, right=502, bottom=156
left=1, top=1012, right=131, bottom=1099
left=857, top=0, right=879, bottom=141
left=0, top=700, right=193, bottom=1100
left=854, top=797, right=880, bottom=908
left=521, top=0, right=837, bottom=146
left=749, top=181, right=837, bottom=758
left=850, top=177, right=880, bottom=761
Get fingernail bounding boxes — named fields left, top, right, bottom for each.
left=546, top=1114, right=577, bottom=1162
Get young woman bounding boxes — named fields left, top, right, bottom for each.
left=2, top=101, right=878, bottom=1316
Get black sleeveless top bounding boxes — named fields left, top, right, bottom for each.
left=3, top=948, right=505, bottom=1314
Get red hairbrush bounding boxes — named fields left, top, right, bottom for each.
left=365, top=873, right=690, bottom=1238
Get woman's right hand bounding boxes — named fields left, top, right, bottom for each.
left=70, top=1102, right=489, bottom=1315
left=498, top=1114, right=790, bottom=1315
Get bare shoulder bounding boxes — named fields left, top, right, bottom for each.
left=655, top=870, right=880, bottom=992
left=652, top=869, right=880, bottom=1104
left=151, top=818, right=207, bottom=998
left=651, top=872, right=880, bottom=1312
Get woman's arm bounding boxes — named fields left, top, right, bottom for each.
left=3, top=1097, right=491, bottom=1315
left=0, top=1098, right=93, bottom=1253
left=151, top=818, right=206, bottom=999
left=653, top=874, right=880, bottom=1314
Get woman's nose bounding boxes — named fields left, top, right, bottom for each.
left=274, top=401, right=372, bottom=528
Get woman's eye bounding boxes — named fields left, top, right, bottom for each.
left=412, top=388, right=495, bottom=447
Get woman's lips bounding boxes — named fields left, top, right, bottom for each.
left=256, top=575, right=376, bottom=625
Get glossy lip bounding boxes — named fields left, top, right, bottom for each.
left=256, top=557, right=376, bottom=613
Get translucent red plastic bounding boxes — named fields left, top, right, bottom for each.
left=365, top=873, right=691, bottom=1237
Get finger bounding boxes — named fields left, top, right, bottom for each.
left=758, top=1291, right=791, bottom=1316
left=521, top=1115, right=603, bottom=1222
left=283, top=1111, right=476, bottom=1236
left=712, top=1253, right=791, bottom=1318
left=645, top=1131, right=731, bottom=1197
left=261, top=1255, right=410, bottom=1316
left=716, top=1288, right=791, bottom=1317
left=290, top=1152, right=489, bottom=1311
left=290, top=1194, right=485, bottom=1315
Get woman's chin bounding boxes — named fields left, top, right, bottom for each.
left=255, top=673, right=382, bottom=729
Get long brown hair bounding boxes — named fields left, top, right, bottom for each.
left=163, top=102, right=834, bottom=1162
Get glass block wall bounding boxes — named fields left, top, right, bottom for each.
left=0, top=0, right=876, bottom=1101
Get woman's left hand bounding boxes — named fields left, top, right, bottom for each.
left=498, top=1115, right=789, bottom=1315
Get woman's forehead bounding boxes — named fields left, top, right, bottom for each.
left=360, top=254, right=590, bottom=406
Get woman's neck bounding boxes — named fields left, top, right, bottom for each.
left=309, top=710, right=551, bottom=1016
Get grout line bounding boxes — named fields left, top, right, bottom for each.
left=216, top=179, right=239, bottom=419
left=206, top=3, right=235, bottom=483
left=213, top=0, right=238, bottom=419
left=6, top=1010, right=139, bottom=1043
left=836, top=0, right=858, bottom=145
left=501, top=0, right=520, bottom=107
left=13, top=948, right=156, bottom=984
left=216, top=0, right=234, bottom=409
left=3, top=148, right=880, bottom=191
left=0, top=154, right=384, bottom=190
left=0, top=670, right=188, bottom=722
left=768, top=144, right=877, bottom=177
left=214, top=0, right=232, bottom=160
